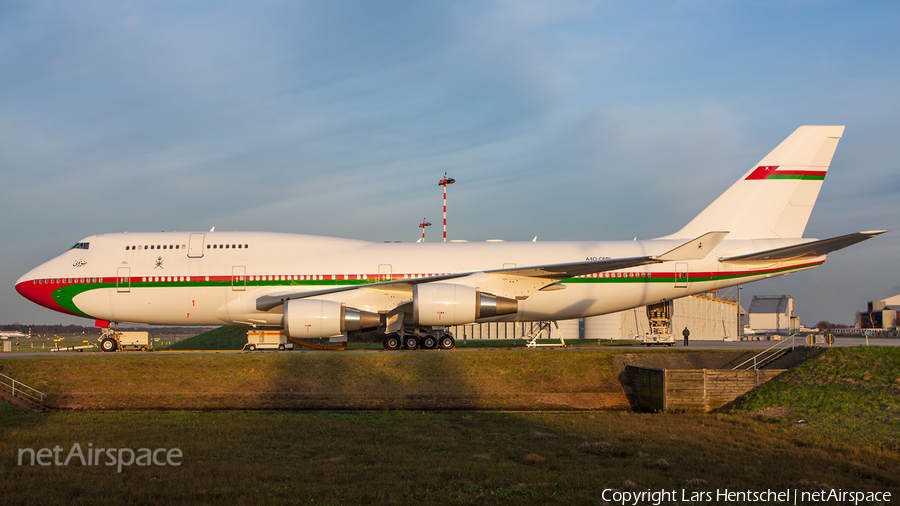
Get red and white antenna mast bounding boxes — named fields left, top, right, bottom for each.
left=419, top=218, right=432, bottom=242
left=438, top=173, right=456, bottom=242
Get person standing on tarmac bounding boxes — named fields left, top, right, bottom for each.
left=682, top=327, right=690, bottom=347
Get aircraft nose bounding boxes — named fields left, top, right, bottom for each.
left=15, top=264, right=85, bottom=317
left=15, top=267, right=58, bottom=312
left=16, top=271, right=41, bottom=304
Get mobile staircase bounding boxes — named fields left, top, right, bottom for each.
left=524, top=321, right=567, bottom=348
left=0, top=372, right=47, bottom=412
left=732, top=334, right=797, bottom=370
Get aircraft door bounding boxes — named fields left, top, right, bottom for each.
left=188, top=233, right=205, bottom=258
left=117, top=267, right=131, bottom=293
left=232, top=266, right=246, bottom=291
left=378, top=264, right=392, bottom=282
left=675, top=263, right=688, bottom=288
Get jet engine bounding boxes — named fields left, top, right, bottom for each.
left=413, top=283, right=518, bottom=326
left=283, top=299, right=380, bottom=338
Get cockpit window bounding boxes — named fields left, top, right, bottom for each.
left=68, top=242, right=90, bottom=251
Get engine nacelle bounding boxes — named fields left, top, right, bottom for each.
left=283, top=299, right=380, bottom=338
left=413, top=283, right=518, bottom=326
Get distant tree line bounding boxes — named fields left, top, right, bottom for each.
left=815, top=321, right=849, bottom=332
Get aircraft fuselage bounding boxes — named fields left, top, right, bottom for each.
left=16, top=231, right=820, bottom=327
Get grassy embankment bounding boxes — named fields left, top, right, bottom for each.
left=0, top=348, right=898, bottom=504
left=0, top=348, right=631, bottom=411
left=728, top=346, right=900, bottom=451
left=154, top=326, right=247, bottom=351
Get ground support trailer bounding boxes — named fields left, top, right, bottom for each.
left=247, top=330, right=294, bottom=351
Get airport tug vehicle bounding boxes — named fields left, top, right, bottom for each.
left=97, top=328, right=151, bottom=352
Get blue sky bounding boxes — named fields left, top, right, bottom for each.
left=2, top=1, right=898, bottom=326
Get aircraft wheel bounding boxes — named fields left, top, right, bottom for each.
left=278, top=344, right=286, bottom=351
left=438, top=334, right=455, bottom=350
left=403, top=336, right=419, bottom=350
left=383, top=335, right=401, bottom=351
left=100, top=337, right=118, bottom=353
left=421, top=335, right=437, bottom=349
left=248, top=344, right=257, bottom=351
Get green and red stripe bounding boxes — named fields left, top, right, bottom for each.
left=745, top=166, right=826, bottom=181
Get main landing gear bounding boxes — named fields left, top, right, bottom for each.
left=382, top=332, right=455, bottom=351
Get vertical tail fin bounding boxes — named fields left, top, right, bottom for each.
left=664, top=125, right=844, bottom=240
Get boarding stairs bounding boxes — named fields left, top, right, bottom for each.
left=731, top=335, right=797, bottom=370
left=524, top=321, right=567, bottom=348
left=0, top=372, right=46, bottom=412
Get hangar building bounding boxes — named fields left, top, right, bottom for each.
left=747, top=295, right=799, bottom=334
left=860, top=294, right=900, bottom=329
left=450, top=292, right=740, bottom=342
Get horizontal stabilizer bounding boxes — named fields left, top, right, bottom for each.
left=656, top=231, right=729, bottom=261
left=720, top=230, right=886, bottom=262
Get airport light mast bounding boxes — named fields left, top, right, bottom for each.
left=438, top=173, right=455, bottom=242
left=419, top=218, right=432, bottom=242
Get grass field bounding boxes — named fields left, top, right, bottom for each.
left=1, top=347, right=898, bottom=504
left=2, top=405, right=898, bottom=505
left=728, top=347, right=900, bottom=451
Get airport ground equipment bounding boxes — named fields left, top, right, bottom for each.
left=50, top=340, right=97, bottom=352
left=287, top=335, right=347, bottom=351
left=525, top=321, right=567, bottom=348
left=98, top=328, right=151, bottom=352
left=641, top=301, right=675, bottom=347
left=247, top=330, right=294, bottom=351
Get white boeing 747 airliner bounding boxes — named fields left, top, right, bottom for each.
left=16, top=126, right=884, bottom=351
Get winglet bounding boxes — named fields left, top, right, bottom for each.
left=656, top=232, right=730, bottom=261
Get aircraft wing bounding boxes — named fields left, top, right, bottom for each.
left=486, top=231, right=728, bottom=279
left=255, top=257, right=659, bottom=311
left=719, top=230, right=886, bottom=263
left=256, top=233, right=725, bottom=311
left=482, top=255, right=661, bottom=279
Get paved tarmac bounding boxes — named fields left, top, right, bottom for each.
left=1, top=336, right=897, bottom=359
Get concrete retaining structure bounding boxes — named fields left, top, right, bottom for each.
left=625, top=365, right=785, bottom=412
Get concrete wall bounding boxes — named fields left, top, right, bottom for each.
left=626, top=366, right=785, bottom=412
